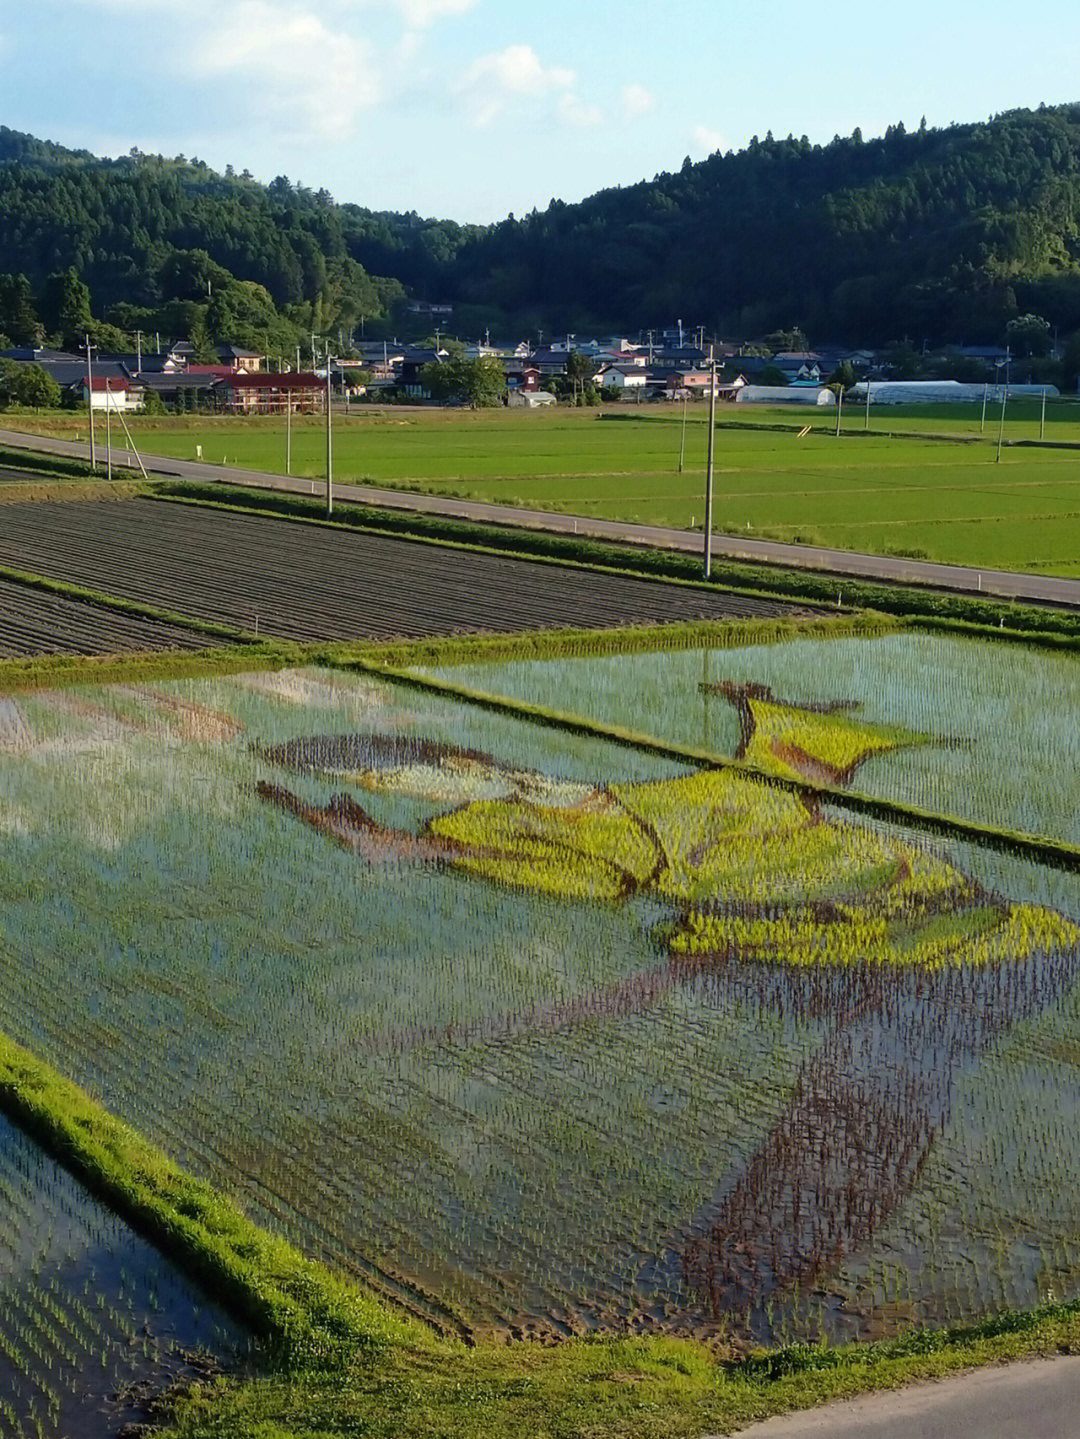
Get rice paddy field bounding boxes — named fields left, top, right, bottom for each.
left=3, top=634, right=1080, bottom=1406
left=0, top=1112, right=245, bottom=1439
left=10, top=401, right=1080, bottom=575
left=420, top=629, right=1080, bottom=846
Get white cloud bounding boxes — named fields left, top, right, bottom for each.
left=457, top=43, right=576, bottom=127
left=197, top=1, right=379, bottom=138
left=621, top=83, right=655, bottom=119
left=394, top=0, right=477, bottom=24
left=557, top=93, right=604, bottom=130
left=692, top=123, right=727, bottom=153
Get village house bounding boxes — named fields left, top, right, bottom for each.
left=216, top=372, right=325, bottom=414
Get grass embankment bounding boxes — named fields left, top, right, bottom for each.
left=359, top=661, right=1080, bottom=873
left=0, top=612, right=873, bottom=694
left=4, top=1031, right=1080, bottom=1438
left=157, top=482, right=1080, bottom=650
left=0, top=441, right=144, bottom=502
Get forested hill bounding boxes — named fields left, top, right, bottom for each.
left=5, top=106, right=1080, bottom=348
left=0, top=126, right=477, bottom=351
left=442, top=105, right=1080, bottom=344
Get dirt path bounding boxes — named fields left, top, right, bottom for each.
left=721, top=1354, right=1080, bottom=1438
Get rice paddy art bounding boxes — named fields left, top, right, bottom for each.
left=0, top=656, right=1079, bottom=1360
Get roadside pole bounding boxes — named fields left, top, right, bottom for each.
left=835, top=386, right=844, bottom=437
left=83, top=335, right=97, bottom=470
left=981, top=384, right=988, bottom=433
left=104, top=381, right=112, bottom=482
left=1041, top=387, right=1047, bottom=441
left=704, top=345, right=716, bottom=580
left=326, top=352, right=333, bottom=518
left=286, top=390, right=292, bottom=476
left=864, top=380, right=871, bottom=430
left=996, top=390, right=1007, bottom=463
left=678, top=393, right=687, bottom=473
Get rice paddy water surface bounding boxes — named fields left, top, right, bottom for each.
left=0, top=657, right=1078, bottom=1354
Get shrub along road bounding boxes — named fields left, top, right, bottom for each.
left=3, top=426, right=1080, bottom=609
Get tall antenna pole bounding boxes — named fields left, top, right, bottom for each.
left=704, top=344, right=716, bottom=579
left=326, top=348, right=333, bottom=518
left=84, top=334, right=97, bottom=470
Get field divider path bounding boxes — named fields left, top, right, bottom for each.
left=361, top=662, right=1080, bottom=874
left=4, top=427, right=1080, bottom=608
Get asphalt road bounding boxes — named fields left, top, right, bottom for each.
left=4, top=427, right=1080, bottom=609
left=721, top=1356, right=1080, bottom=1439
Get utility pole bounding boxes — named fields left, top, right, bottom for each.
left=981, top=384, right=988, bottom=433
left=285, top=388, right=292, bottom=476
left=835, top=385, right=844, bottom=437
left=325, top=349, right=333, bottom=518
left=104, top=381, right=112, bottom=482
left=83, top=334, right=97, bottom=469
left=704, top=344, right=717, bottom=579
left=1041, top=386, right=1047, bottom=441
left=864, top=378, right=872, bottom=430
left=996, top=389, right=1007, bottom=463
left=678, top=392, right=688, bottom=473
left=134, top=330, right=143, bottom=376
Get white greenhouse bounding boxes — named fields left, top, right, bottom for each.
left=849, top=380, right=1060, bottom=405
left=734, top=385, right=836, bottom=407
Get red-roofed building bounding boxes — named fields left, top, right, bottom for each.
left=217, top=372, right=325, bottom=414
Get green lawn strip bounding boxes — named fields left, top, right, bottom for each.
left=0, top=443, right=97, bottom=481
left=0, top=616, right=873, bottom=695
left=358, top=664, right=1080, bottom=874
left=0, top=641, right=303, bottom=693
left=159, top=1304, right=1080, bottom=1439
left=0, top=561, right=260, bottom=644
left=0, top=1032, right=433, bottom=1369
left=350, top=613, right=896, bottom=671
left=151, top=482, right=1080, bottom=646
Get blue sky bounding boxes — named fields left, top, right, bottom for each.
left=4, top=0, right=1080, bottom=223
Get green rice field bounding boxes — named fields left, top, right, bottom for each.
left=10, top=402, right=1080, bottom=574
left=0, top=1112, right=245, bottom=1439
left=3, top=648, right=1080, bottom=1381
left=421, top=630, right=1080, bottom=846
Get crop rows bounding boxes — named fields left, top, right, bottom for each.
left=0, top=576, right=211, bottom=658
left=0, top=498, right=808, bottom=644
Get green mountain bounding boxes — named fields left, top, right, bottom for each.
left=441, top=105, right=1080, bottom=343
left=4, top=105, right=1080, bottom=348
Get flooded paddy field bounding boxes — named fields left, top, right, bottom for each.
left=0, top=652, right=1078, bottom=1367
left=0, top=1113, right=246, bottom=1439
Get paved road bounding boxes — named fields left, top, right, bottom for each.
left=720, top=1355, right=1080, bottom=1439
left=4, top=427, right=1080, bottom=609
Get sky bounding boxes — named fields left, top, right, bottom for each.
left=4, top=0, right=1080, bottom=224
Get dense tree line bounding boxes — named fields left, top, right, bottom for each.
left=0, top=129, right=408, bottom=354
left=438, top=105, right=1080, bottom=345
left=7, top=107, right=1080, bottom=351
